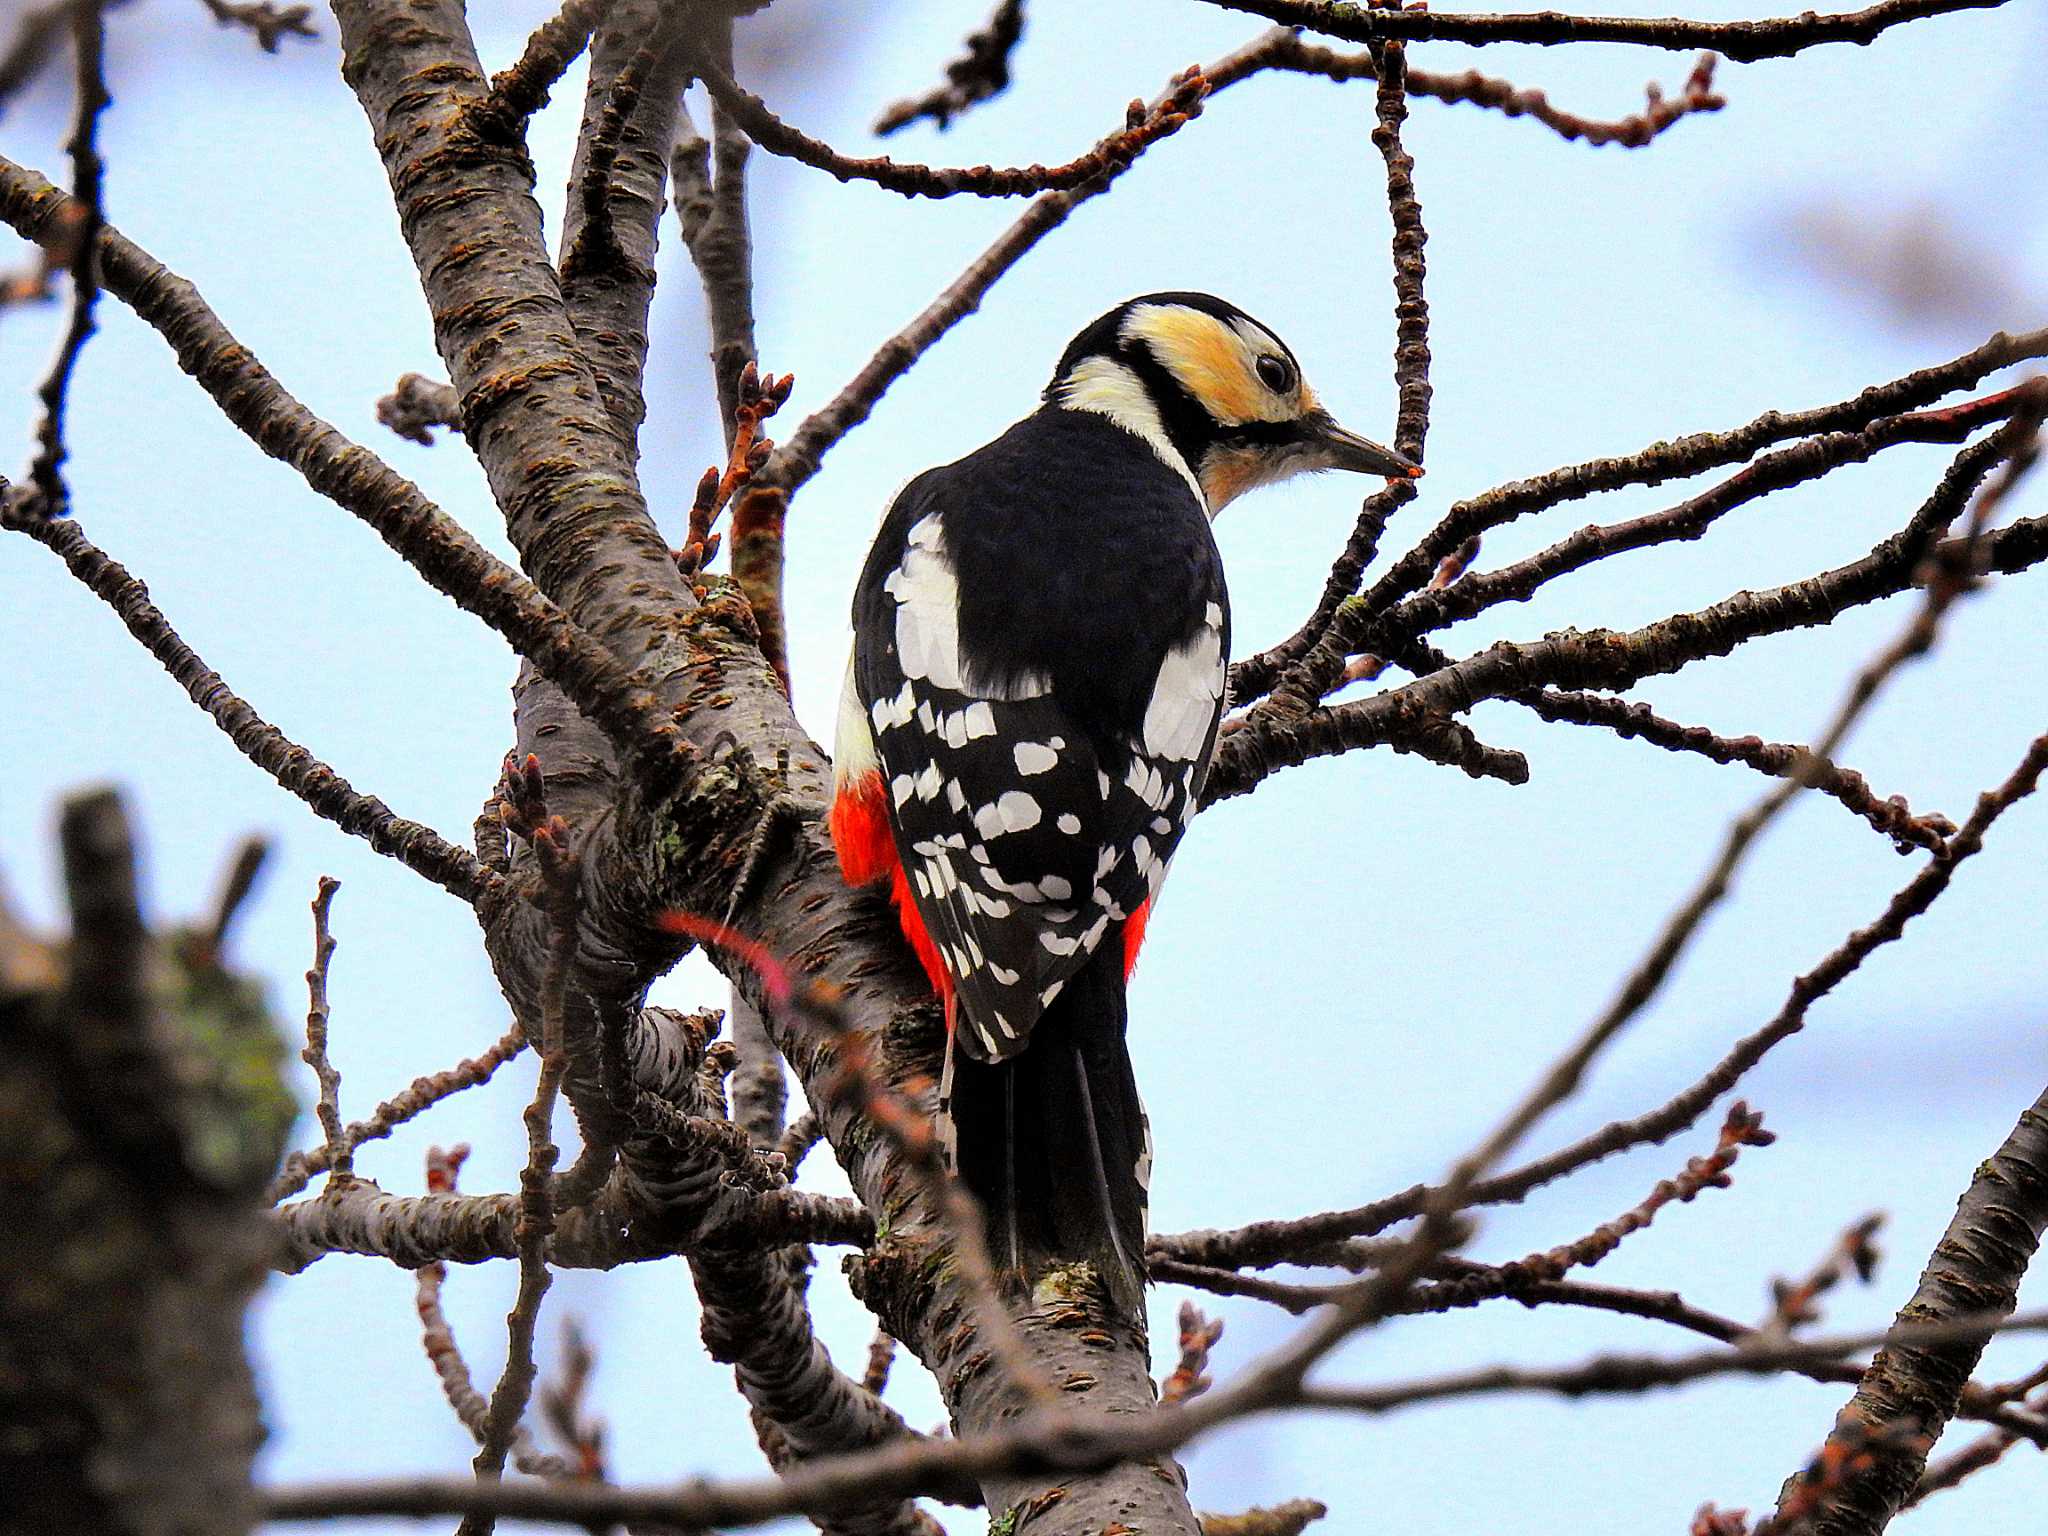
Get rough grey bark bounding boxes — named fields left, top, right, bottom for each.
left=0, top=790, right=292, bottom=1536
left=1775, top=1080, right=2048, bottom=1534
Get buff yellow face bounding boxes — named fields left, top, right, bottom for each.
left=1121, top=302, right=1319, bottom=428
left=1117, top=300, right=1417, bottom=511
left=1046, top=294, right=1418, bottom=514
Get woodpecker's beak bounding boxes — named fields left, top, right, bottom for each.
left=1309, top=414, right=1422, bottom=479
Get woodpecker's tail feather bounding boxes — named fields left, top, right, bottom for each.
left=941, top=950, right=1149, bottom=1314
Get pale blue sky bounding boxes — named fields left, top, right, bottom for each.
left=2, top=2, right=2045, bottom=1532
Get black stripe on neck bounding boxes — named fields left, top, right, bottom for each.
left=1114, top=340, right=1216, bottom=474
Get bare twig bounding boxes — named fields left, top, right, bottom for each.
left=268, top=1026, right=528, bottom=1204
left=23, top=0, right=108, bottom=515
left=1519, top=692, right=1953, bottom=852
left=1161, top=1302, right=1226, bottom=1406
left=1764, top=1215, right=1886, bottom=1335
left=1, top=499, right=501, bottom=905
left=694, top=52, right=1208, bottom=199
left=376, top=372, right=462, bottom=445
left=200, top=834, right=269, bottom=957
left=537, top=1317, right=607, bottom=1481
left=460, top=825, right=579, bottom=1535
left=873, top=0, right=1026, bottom=136
left=199, top=0, right=317, bottom=52
left=1204, top=0, right=2012, bottom=62
left=1418, top=51, right=1722, bottom=145
left=414, top=1147, right=575, bottom=1481
left=679, top=360, right=792, bottom=575
left=301, top=877, right=350, bottom=1184
left=1199, top=1500, right=1329, bottom=1536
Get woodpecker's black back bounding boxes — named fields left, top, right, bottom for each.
left=857, top=407, right=1226, bottom=752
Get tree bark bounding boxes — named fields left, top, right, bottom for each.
left=0, top=790, right=291, bottom=1536
left=1774, top=1080, right=2048, bottom=1534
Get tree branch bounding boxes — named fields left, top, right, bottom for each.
left=260, top=1311, right=2048, bottom=1529
left=0, top=498, right=501, bottom=905
left=692, top=51, right=1208, bottom=199
left=0, top=156, right=668, bottom=764
left=1204, top=0, right=2009, bottom=61
left=872, top=0, right=1026, bottom=136
left=23, top=0, right=107, bottom=516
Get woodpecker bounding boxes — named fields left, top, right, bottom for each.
left=830, top=293, right=1418, bottom=1307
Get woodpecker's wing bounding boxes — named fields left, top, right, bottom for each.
left=848, top=443, right=1228, bottom=1062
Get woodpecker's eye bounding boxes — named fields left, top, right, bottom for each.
left=1255, top=354, right=1295, bottom=394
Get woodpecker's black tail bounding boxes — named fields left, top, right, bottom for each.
left=941, top=949, right=1149, bottom=1313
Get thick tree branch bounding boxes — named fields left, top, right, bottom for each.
left=1769, top=1028, right=2048, bottom=1526
left=330, top=0, right=695, bottom=680
left=557, top=1, right=693, bottom=459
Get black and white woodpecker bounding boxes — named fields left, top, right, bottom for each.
left=830, top=293, right=1418, bottom=1307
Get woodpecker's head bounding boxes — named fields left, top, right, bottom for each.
left=1044, top=292, right=1419, bottom=513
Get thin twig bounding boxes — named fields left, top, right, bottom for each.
left=1204, top=0, right=2011, bottom=63
left=24, top=0, right=108, bottom=515
left=873, top=0, right=1026, bottom=136
left=1519, top=691, right=1954, bottom=853
left=0, top=498, right=501, bottom=905
left=199, top=0, right=317, bottom=52
left=693, top=52, right=1207, bottom=199
left=376, top=372, right=462, bottom=445
left=461, top=824, right=581, bottom=1534
left=302, top=876, right=350, bottom=1184
left=415, top=1147, right=574, bottom=1481
left=262, top=1312, right=2048, bottom=1529
left=268, top=1026, right=529, bottom=1205
left=1161, top=1302, right=1225, bottom=1406
left=202, top=834, right=269, bottom=956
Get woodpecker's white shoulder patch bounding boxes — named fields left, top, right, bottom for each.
left=882, top=514, right=1052, bottom=699
left=1140, top=604, right=1227, bottom=762
left=883, top=515, right=967, bottom=691
left=1054, top=356, right=1206, bottom=508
